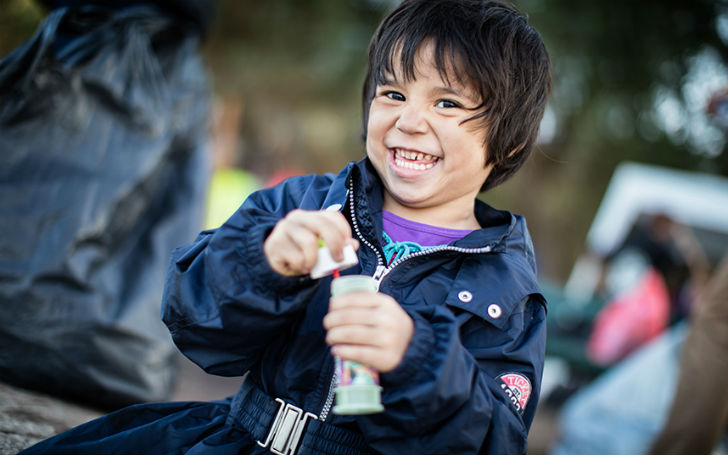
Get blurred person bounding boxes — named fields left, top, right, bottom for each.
left=647, top=253, right=728, bottom=455
left=605, top=213, right=709, bottom=324
left=20, top=1, right=552, bottom=454
left=586, top=213, right=710, bottom=366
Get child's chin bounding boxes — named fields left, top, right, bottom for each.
left=388, top=187, right=430, bottom=206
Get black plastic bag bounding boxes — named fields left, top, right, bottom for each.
left=0, top=4, right=211, bottom=409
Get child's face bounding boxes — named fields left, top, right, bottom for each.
left=366, top=41, right=492, bottom=225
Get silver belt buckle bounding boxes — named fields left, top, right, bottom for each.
left=257, top=398, right=318, bottom=455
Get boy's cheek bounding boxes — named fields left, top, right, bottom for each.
left=364, top=135, right=377, bottom=159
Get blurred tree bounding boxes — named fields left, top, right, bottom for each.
left=492, top=0, right=728, bottom=280
left=200, top=0, right=393, bottom=177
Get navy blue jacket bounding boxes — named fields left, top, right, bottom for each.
left=165, top=158, right=546, bottom=453
left=22, top=158, right=547, bottom=455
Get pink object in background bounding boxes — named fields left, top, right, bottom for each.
left=587, top=267, right=670, bottom=366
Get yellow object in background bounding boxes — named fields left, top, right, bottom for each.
left=204, top=167, right=261, bottom=230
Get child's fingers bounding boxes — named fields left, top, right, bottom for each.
left=325, top=292, right=414, bottom=372
left=264, top=220, right=313, bottom=275
left=325, top=325, right=382, bottom=347
left=348, top=238, right=360, bottom=251
left=283, top=224, right=320, bottom=272
left=290, top=210, right=352, bottom=260
left=323, top=306, right=379, bottom=331
left=330, top=344, right=397, bottom=373
left=327, top=292, right=380, bottom=312
left=320, top=209, right=353, bottom=238
left=264, top=209, right=353, bottom=275
left=331, top=344, right=378, bottom=362
left=275, top=245, right=307, bottom=276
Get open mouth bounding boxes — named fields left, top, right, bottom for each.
left=392, top=148, right=440, bottom=170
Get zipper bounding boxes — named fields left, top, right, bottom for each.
left=372, top=264, right=388, bottom=290
left=388, top=244, right=493, bottom=270
left=318, top=176, right=493, bottom=419
left=318, top=357, right=340, bottom=421
left=347, top=183, right=385, bottom=271
left=320, top=179, right=384, bottom=421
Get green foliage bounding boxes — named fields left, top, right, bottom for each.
left=201, top=0, right=392, bottom=176
left=495, top=0, right=728, bottom=280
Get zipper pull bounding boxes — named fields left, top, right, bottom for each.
left=372, top=264, right=387, bottom=290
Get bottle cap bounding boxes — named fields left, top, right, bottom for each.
left=330, top=275, right=377, bottom=296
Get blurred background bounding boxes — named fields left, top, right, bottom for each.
left=2, top=0, right=728, bottom=453
left=5, top=0, right=726, bottom=281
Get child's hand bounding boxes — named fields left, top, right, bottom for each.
left=324, top=290, right=414, bottom=373
left=264, top=209, right=358, bottom=276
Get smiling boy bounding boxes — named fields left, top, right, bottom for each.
left=22, top=1, right=551, bottom=454
left=365, top=39, right=492, bottom=230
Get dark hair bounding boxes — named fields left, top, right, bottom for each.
left=362, top=0, right=551, bottom=192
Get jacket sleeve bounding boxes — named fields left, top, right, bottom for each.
left=161, top=176, right=327, bottom=376
left=358, top=294, right=547, bottom=454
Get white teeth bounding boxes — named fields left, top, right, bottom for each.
left=394, top=158, right=435, bottom=170
left=394, top=148, right=437, bottom=163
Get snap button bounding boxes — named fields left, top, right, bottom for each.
left=488, top=304, right=502, bottom=319
left=458, top=291, right=473, bottom=303
left=325, top=204, right=342, bottom=212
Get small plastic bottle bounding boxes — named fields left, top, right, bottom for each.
left=330, top=275, right=384, bottom=415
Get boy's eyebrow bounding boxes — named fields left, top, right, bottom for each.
left=379, top=75, right=399, bottom=86
left=434, top=84, right=480, bottom=104
left=435, top=85, right=468, bottom=98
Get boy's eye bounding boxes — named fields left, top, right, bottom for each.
left=384, top=91, right=405, bottom=102
left=436, top=99, right=461, bottom=109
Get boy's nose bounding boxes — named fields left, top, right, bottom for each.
left=395, top=105, right=428, bottom=134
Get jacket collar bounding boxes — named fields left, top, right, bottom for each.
left=344, top=157, right=543, bottom=311
left=346, top=157, right=525, bottom=255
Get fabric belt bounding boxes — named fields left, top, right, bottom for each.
left=227, top=379, right=372, bottom=455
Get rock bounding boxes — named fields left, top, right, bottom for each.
left=0, top=382, right=103, bottom=454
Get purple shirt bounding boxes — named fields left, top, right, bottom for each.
left=382, top=210, right=476, bottom=246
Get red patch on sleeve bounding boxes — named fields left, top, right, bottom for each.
left=498, top=373, right=532, bottom=414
